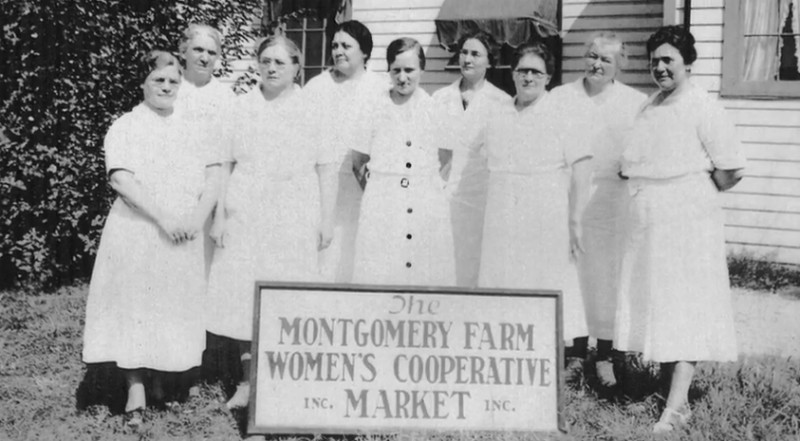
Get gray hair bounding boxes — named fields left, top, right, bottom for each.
left=179, top=23, right=223, bottom=54
left=585, top=32, right=629, bottom=70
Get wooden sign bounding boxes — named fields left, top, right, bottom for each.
left=248, top=283, right=565, bottom=434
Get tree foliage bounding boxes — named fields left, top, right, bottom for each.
left=0, top=0, right=262, bottom=289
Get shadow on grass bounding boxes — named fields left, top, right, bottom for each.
left=75, top=362, right=127, bottom=414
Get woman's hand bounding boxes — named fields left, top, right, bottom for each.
left=209, top=217, right=227, bottom=248
left=569, top=221, right=585, bottom=262
left=318, top=221, right=334, bottom=251
left=158, top=216, right=189, bottom=245
left=181, top=214, right=206, bottom=242
left=351, top=150, right=371, bottom=191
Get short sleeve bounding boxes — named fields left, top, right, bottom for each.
left=104, top=116, right=136, bottom=175
left=697, top=97, right=747, bottom=170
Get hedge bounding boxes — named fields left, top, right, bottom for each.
left=0, top=0, right=261, bottom=289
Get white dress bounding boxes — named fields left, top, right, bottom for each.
left=615, top=82, right=746, bottom=362
left=303, top=70, right=390, bottom=283
left=352, top=88, right=456, bottom=286
left=174, top=77, right=236, bottom=276
left=479, top=93, right=591, bottom=342
left=83, top=104, right=215, bottom=372
left=549, top=79, right=646, bottom=341
left=205, top=89, right=333, bottom=341
left=432, top=80, right=511, bottom=288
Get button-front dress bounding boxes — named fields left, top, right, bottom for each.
left=432, top=80, right=512, bottom=288
left=479, top=92, right=591, bottom=342
left=83, top=104, right=215, bottom=372
left=549, top=79, right=646, bottom=341
left=352, top=88, right=455, bottom=286
left=205, top=88, right=333, bottom=341
left=615, top=82, right=746, bottom=362
left=303, top=70, right=390, bottom=283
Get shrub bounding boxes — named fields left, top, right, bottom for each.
left=728, top=252, right=800, bottom=292
left=0, top=0, right=262, bottom=289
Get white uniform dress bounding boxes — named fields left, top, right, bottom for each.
left=432, top=80, right=511, bottom=287
left=174, top=77, right=236, bottom=276
left=549, top=79, right=646, bottom=341
left=83, top=104, right=215, bottom=372
left=615, top=82, right=746, bottom=362
left=352, top=88, right=455, bottom=286
left=303, top=70, right=390, bottom=283
left=205, top=88, right=333, bottom=341
left=479, top=93, right=591, bottom=342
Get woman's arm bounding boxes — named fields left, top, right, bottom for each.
left=209, top=161, right=233, bottom=247
left=183, top=163, right=222, bottom=241
left=568, top=157, right=592, bottom=261
left=317, top=163, right=338, bottom=251
left=109, top=169, right=186, bottom=244
left=351, top=150, right=371, bottom=190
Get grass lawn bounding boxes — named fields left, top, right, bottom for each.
left=1, top=284, right=799, bottom=441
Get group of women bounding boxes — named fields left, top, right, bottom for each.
left=82, top=20, right=745, bottom=434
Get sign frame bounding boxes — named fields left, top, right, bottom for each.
left=247, top=282, right=566, bottom=435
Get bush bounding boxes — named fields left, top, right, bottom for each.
left=0, top=0, right=262, bottom=289
left=728, top=253, right=800, bottom=293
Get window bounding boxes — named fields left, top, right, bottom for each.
left=284, top=16, right=333, bottom=85
left=721, top=0, right=800, bottom=98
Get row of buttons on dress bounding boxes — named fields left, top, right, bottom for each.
left=400, top=140, right=414, bottom=187
left=404, top=139, right=414, bottom=269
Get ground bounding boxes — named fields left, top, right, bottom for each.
left=1, top=285, right=798, bottom=441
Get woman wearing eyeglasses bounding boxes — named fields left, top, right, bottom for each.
left=479, top=41, right=591, bottom=358
left=432, top=31, right=511, bottom=288
left=205, top=36, right=337, bottom=410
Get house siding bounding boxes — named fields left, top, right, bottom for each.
left=225, top=0, right=799, bottom=264
left=354, top=0, right=457, bottom=93
left=666, top=0, right=800, bottom=264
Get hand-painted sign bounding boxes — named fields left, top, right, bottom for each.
left=248, top=283, right=564, bottom=434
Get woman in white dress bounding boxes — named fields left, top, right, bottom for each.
left=174, top=24, right=236, bottom=275
left=206, top=36, right=337, bottom=409
left=82, top=51, right=221, bottom=424
left=549, top=33, right=646, bottom=385
left=479, top=42, right=591, bottom=357
left=351, top=38, right=455, bottom=286
left=305, top=20, right=389, bottom=283
left=432, top=31, right=511, bottom=288
left=616, top=26, right=745, bottom=433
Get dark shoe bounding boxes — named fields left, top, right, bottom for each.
left=564, top=357, right=584, bottom=385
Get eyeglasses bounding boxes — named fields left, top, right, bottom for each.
left=513, top=68, right=548, bottom=79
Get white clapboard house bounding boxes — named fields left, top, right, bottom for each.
left=227, top=0, right=800, bottom=264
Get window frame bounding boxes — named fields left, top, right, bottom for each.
left=284, top=16, right=331, bottom=86
left=721, top=0, right=800, bottom=99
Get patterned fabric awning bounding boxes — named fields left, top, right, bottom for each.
left=435, top=0, right=559, bottom=51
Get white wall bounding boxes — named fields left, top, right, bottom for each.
left=667, top=0, right=800, bottom=264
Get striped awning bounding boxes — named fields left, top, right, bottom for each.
left=435, top=0, right=559, bottom=50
